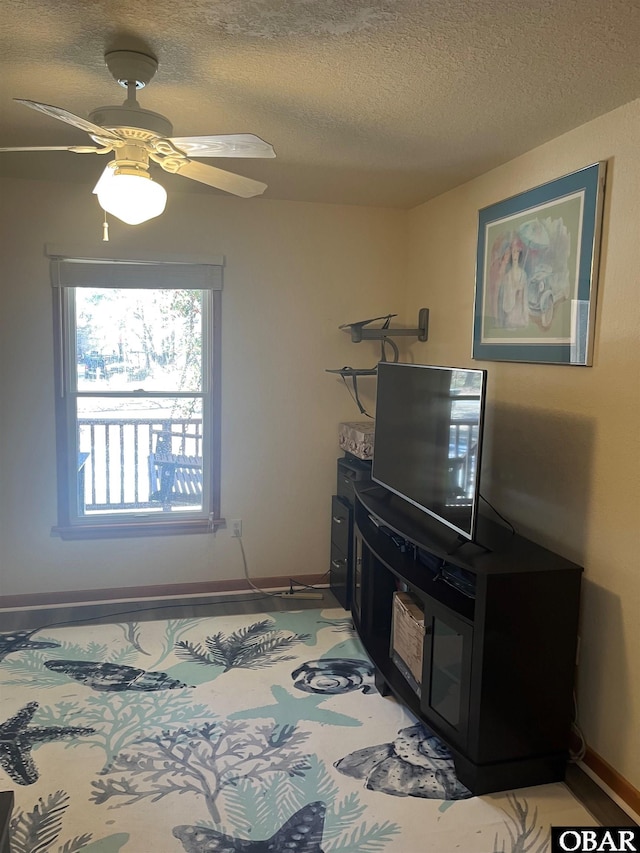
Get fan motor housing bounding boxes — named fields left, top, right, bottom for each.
left=105, top=50, right=158, bottom=88
left=88, top=105, right=173, bottom=138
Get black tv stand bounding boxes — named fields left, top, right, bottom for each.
left=351, top=482, right=582, bottom=795
left=446, top=534, right=492, bottom=556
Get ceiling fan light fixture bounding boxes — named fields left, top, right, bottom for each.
left=95, top=166, right=167, bottom=225
left=4, top=49, right=276, bottom=206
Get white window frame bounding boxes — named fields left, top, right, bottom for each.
left=48, top=246, right=224, bottom=540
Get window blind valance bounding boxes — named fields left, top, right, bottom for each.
left=47, top=246, right=224, bottom=290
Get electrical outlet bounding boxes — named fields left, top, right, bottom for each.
left=230, top=519, right=242, bottom=538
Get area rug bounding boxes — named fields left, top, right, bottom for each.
left=0, top=606, right=596, bottom=852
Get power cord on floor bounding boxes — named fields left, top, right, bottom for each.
left=234, top=534, right=324, bottom=600
left=9, top=535, right=327, bottom=634
left=287, top=572, right=330, bottom=592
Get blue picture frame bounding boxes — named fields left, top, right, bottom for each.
left=472, top=162, right=606, bottom=365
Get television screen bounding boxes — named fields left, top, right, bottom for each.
left=372, top=362, right=487, bottom=540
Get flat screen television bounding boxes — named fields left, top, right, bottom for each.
left=372, top=362, right=488, bottom=541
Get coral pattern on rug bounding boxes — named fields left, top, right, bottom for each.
left=0, top=608, right=597, bottom=852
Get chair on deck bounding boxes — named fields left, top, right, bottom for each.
left=148, top=427, right=203, bottom=509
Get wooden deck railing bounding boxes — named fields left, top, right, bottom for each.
left=448, top=420, right=480, bottom=503
left=77, top=417, right=203, bottom=511
left=76, top=415, right=474, bottom=513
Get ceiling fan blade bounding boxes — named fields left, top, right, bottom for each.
left=170, top=158, right=267, bottom=198
left=14, top=99, right=122, bottom=142
left=0, top=145, right=102, bottom=153
left=168, top=134, right=276, bottom=159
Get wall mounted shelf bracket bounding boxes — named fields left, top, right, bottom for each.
left=325, top=366, right=378, bottom=378
left=339, top=308, right=429, bottom=344
left=326, top=309, right=429, bottom=416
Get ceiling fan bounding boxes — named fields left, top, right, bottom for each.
left=0, top=50, right=276, bottom=225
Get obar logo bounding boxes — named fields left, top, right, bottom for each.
left=552, top=828, right=639, bottom=852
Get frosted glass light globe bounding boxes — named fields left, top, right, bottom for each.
left=96, top=171, right=167, bottom=225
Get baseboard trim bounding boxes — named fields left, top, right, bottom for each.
left=0, top=575, right=327, bottom=611
left=582, top=747, right=640, bottom=821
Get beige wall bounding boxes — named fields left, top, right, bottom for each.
left=404, top=99, right=640, bottom=790
left=0, top=177, right=406, bottom=598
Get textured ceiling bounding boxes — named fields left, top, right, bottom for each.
left=1, top=0, right=639, bottom=208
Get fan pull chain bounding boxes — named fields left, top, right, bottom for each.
left=102, top=210, right=109, bottom=242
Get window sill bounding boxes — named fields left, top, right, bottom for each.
left=51, top=518, right=226, bottom=540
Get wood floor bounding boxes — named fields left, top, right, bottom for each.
left=1, top=588, right=636, bottom=828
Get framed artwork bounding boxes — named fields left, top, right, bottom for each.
left=472, top=161, right=606, bottom=365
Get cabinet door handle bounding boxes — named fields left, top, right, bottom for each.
left=332, top=515, right=344, bottom=524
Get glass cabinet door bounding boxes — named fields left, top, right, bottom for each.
left=421, top=603, right=473, bottom=750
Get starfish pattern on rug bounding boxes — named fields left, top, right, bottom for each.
left=0, top=701, right=96, bottom=785
left=173, top=800, right=326, bottom=852
left=0, top=629, right=61, bottom=663
left=228, top=685, right=361, bottom=727
left=0, top=610, right=598, bottom=851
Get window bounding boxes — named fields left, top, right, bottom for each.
left=49, top=250, right=223, bottom=539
